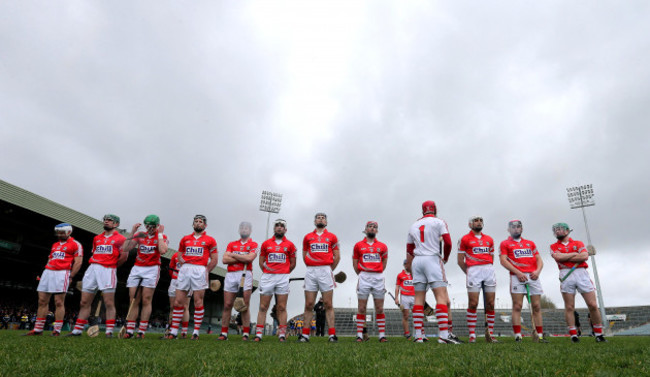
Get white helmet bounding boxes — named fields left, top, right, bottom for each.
left=54, top=223, right=73, bottom=235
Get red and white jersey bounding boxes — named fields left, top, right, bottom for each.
left=89, top=232, right=127, bottom=268
left=303, top=229, right=339, bottom=266
left=458, top=231, right=495, bottom=267
left=353, top=239, right=388, bottom=273
left=225, top=239, right=258, bottom=272
left=169, top=251, right=182, bottom=279
left=406, top=215, right=449, bottom=257
left=396, top=270, right=414, bottom=296
left=45, top=237, right=83, bottom=271
left=132, top=232, right=168, bottom=267
left=260, top=237, right=296, bottom=274
left=550, top=238, right=589, bottom=270
left=499, top=237, right=539, bottom=274
left=178, top=233, right=218, bottom=266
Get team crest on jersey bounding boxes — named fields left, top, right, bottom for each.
left=185, top=247, right=204, bottom=257
left=513, top=248, right=533, bottom=258
left=472, top=247, right=490, bottom=254
left=284, top=247, right=288, bottom=251
left=63, top=247, right=67, bottom=251
left=311, top=243, right=328, bottom=253
left=201, top=242, right=206, bottom=245
left=94, top=245, right=113, bottom=254
left=268, top=253, right=286, bottom=263
left=362, top=254, right=381, bottom=262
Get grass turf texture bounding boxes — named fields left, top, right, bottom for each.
left=1, top=333, right=649, bottom=377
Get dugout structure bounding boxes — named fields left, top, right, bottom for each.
left=0, top=179, right=253, bottom=328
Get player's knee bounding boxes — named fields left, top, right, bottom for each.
left=512, top=303, right=522, bottom=312
left=223, top=301, right=233, bottom=310
left=277, top=304, right=286, bottom=312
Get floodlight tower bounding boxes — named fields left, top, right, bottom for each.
left=259, top=191, right=282, bottom=239
left=566, top=184, right=609, bottom=334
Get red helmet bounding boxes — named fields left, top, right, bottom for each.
left=422, top=200, right=437, bottom=215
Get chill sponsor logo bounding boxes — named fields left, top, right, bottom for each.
left=310, top=243, right=329, bottom=253
left=185, top=246, right=204, bottom=257
left=139, top=245, right=157, bottom=254
left=51, top=251, right=66, bottom=260
left=94, top=245, right=113, bottom=254
left=513, top=248, right=533, bottom=258
left=268, top=253, right=287, bottom=263
left=472, top=247, right=490, bottom=255
left=362, top=254, right=381, bottom=263
left=403, top=280, right=413, bottom=286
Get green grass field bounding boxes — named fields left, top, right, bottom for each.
left=1, top=332, right=648, bottom=377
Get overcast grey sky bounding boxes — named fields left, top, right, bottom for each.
left=2, top=1, right=649, bottom=321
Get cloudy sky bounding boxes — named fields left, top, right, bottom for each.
left=2, top=1, right=649, bottom=321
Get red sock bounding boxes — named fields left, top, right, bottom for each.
left=328, top=327, right=336, bottom=336
left=242, top=326, right=250, bottom=335
left=513, top=325, right=521, bottom=334
left=568, top=327, right=577, bottom=336
left=376, top=313, right=386, bottom=336
left=221, top=326, right=228, bottom=335
left=413, top=305, right=424, bottom=338
left=535, top=326, right=543, bottom=335
left=356, top=314, right=365, bottom=336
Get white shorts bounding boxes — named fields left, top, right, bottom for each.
left=412, top=256, right=447, bottom=291
left=224, top=270, right=254, bottom=293
left=466, top=264, right=497, bottom=293
left=176, top=264, right=209, bottom=291
left=304, top=266, right=335, bottom=292
left=510, top=274, right=543, bottom=295
left=560, top=268, right=595, bottom=295
left=356, top=272, right=385, bottom=300
left=82, top=264, right=117, bottom=293
left=37, top=269, right=70, bottom=294
left=400, top=295, right=415, bottom=310
left=259, top=273, right=290, bottom=296
left=168, top=279, right=193, bottom=297
left=127, top=265, right=160, bottom=289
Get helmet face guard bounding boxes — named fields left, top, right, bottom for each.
left=144, top=214, right=160, bottom=227
left=552, top=222, right=571, bottom=232
left=54, top=223, right=73, bottom=235
left=193, top=215, right=207, bottom=225
left=103, top=214, right=120, bottom=225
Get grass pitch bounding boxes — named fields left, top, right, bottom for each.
left=1, top=332, right=648, bottom=376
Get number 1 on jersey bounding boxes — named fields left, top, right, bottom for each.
left=419, top=225, right=425, bottom=242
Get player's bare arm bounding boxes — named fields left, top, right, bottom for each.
left=259, top=253, right=265, bottom=270
left=500, top=254, right=526, bottom=281
left=231, top=252, right=257, bottom=264
left=289, top=256, right=296, bottom=272
left=352, top=257, right=360, bottom=274
left=331, top=248, right=340, bottom=270
left=116, top=243, right=128, bottom=267
left=457, top=253, right=467, bottom=274
left=381, top=256, right=387, bottom=272
left=71, top=255, right=83, bottom=278
left=530, top=253, right=543, bottom=280
left=206, top=250, right=219, bottom=272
